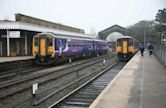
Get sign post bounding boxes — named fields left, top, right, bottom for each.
left=32, top=83, right=38, bottom=96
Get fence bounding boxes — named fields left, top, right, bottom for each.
left=152, top=32, right=166, bottom=66
left=153, top=44, right=166, bottom=66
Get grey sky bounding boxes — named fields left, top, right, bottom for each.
left=0, top=0, right=165, bottom=34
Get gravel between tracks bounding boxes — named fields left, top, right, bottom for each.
left=0, top=54, right=117, bottom=108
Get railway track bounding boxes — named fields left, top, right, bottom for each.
left=0, top=55, right=99, bottom=82
left=0, top=54, right=113, bottom=90
left=0, top=66, right=46, bottom=81
left=0, top=54, right=110, bottom=86
left=48, top=62, right=126, bottom=108
left=0, top=54, right=116, bottom=108
left=0, top=56, right=90, bottom=82
left=12, top=59, right=124, bottom=108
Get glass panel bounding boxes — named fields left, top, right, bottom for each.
left=48, top=38, right=53, bottom=46
left=34, top=37, right=39, bottom=46
left=128, top=38, right=133, bottom=46
left=117, top=39, right=122, bottom=47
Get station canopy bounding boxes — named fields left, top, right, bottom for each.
left=0, top=21, right=95, bottom=39
left=106, top=32, right=123, bottom=42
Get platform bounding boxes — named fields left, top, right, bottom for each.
left=90, top=51, right=166, bottom=108
left=0, top=56, right=34, bottom=63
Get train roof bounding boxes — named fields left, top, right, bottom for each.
left=36, top=32, right=108, bottom=43
left=35, top=32, right=95, bottom=41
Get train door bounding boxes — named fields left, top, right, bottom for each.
left=58, top=39, right=63, bottom=56
left=39, top=36, right=47, bottom=56
left=122, top=39, right=128, bottom=54
left=0, top=41, right=2, bottom=56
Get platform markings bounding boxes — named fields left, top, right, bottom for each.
left=140, top=57, right=144, bottom=108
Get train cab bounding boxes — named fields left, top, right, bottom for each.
left=32, top=33, right=55, bottom=63
left=116, top=36, right=135, bottom=61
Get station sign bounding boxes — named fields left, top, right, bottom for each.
left=9, top=31, right=20, bottom=38
left=1, top=31, right=20, bottom=38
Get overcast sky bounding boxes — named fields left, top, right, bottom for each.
left=0, top=0, right=165, bottom=34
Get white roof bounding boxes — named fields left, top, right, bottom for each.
left=0, top=21, right=96, bottom=38
left=36, top=32, right=94, bottom=41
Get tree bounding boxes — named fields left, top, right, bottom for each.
left=155, top=8, right=166, bottom=32
left=128, top=20, right=156, bottom=44
left=156, top=8, right=166, bottom=25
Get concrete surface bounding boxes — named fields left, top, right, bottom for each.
left=90, top=51, right=166, bottom=108
left=0, top=56, right=34, bottom=63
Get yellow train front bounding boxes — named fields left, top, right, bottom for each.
left=32, top=33, right=55, bottom=64
left=116, top=36, right=138, bottom=61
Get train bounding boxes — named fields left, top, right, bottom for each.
left=116, top=36, right=139, bottom=61
left=32, top=32, right=109, bottom=64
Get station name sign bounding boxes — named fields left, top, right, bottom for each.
left=9, top=31, right=20, bottom=38
left=1, top=31, right=20, bottom=38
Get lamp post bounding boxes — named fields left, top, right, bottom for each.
left=144, top=30, right=146, bottom=48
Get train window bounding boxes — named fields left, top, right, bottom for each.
left=34, top=37, right=39, bottom=46
left=58, top=39, right=62, bottom=47
left=40, top=35, right=46, bottom=39
left=68, top=43, right=71, bottom=47
left=128, top=39, right=133, bottom=46
left=117, top=39, right=122, bottom=46
left=48, top=38, right=53, bottom=46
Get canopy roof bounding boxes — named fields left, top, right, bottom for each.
left=0, top=21, right=95, bottom=38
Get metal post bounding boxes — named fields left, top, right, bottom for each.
left=103, top=59, right=106, bottom=65
left=7, top=30, right=10, bottom=56
left=144, top=30, right=146, bottom=48
left=32, top=83, right=38, bottom=96
left=125, top=28, right=127, bottom=36
left=0, top=41, right=2, bottom=56
left=25, top=32, right=27, bottom=55
left=69, top=58, right=72, bottom=63
left=16, top=41, right=19, bottom=55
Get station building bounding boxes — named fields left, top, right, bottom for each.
left=98, top=25, right=133, bottom=49
left=0, top=14, right=85, bottom=57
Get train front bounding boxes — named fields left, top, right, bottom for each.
left=32, top=33, right=55, bottom=64
left=116, top=37, right=134, bottom=61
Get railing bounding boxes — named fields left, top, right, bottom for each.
left=153, top=44, right=166, bottom=66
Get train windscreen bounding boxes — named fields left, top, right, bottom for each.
left=117, top=39, right=122, bottom=47
left=48, top=38, right=53, bottom=46
left=34, top=37, right=39, bottom=46
left=128, top=38, right=133, bottom=46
